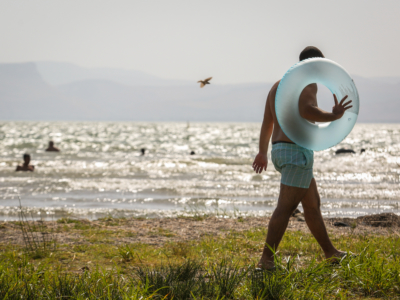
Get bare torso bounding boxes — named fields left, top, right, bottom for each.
left=16, top=164, right=35, bottom=172
left=268, top=81, right=318, bottom=143
left=46, top=147, right=60, bottom=152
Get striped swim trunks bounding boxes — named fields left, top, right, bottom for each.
left=271, top=142, right=314, bottom=189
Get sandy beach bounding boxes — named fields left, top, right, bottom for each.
left=1, top=213, right=399, bottom=248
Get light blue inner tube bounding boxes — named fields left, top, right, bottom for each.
left=275, top=58, right=360, bottom=151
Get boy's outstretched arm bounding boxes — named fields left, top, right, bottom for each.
left=299, top=85, right=352, bottom=122
left=253, top=93, right=274, bottom=174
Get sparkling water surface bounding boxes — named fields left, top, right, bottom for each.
left=0, top=122, right=399, bottom=220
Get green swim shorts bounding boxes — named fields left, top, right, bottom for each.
left=271, top=142, right=314, bottom=189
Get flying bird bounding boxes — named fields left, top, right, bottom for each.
left=198, top=77, right=212, bottom=88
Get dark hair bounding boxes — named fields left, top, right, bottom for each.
left=23, top=153, right=30, bottom=159
left=299, top=46, right=324, bottom=61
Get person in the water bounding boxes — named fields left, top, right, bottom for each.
left=16, top=153, right=35, bottom=172
left=252, top=46, right=353, bottom=270
left=45, top=141, right=60, bottom=152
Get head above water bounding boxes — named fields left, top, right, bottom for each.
left=23, top=153, right=30, bottom=163
left=49, top=141, right=54, bottom=147
left=299, top=46, right=324, bottom=61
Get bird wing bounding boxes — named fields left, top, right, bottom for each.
left=200, top=82, right=205, bottom=88
left=204, top=77, right=212, bottom=82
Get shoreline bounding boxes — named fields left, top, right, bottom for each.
left=1, top=212, right=399, bottom=247
left=1, top=204, right=399, bottom=222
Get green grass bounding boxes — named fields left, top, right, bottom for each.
left=57, top=217, right=81, bottom=224
left=0, top=218, right=399, bottom=299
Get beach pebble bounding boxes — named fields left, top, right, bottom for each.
left=357, top=213, right=400, bottom=227
left=292, top=208, right=304, bottom=216
left=333, top=221, right=350, bottom=227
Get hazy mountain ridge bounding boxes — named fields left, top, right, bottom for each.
left=352, top=75, right=400, bottom=122
left=0, top=62, right=82, bottom=120
left=0, top=62, right=399, bottom=122
left=36, top=61, right=192, bottom=87
left=57, top=79, right=271, bottom=121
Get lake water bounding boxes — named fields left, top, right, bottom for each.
left=0, top=122, right=399, bottom=220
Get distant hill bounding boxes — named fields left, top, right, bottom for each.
left=0, top=62, right=81, bottom=120
left=352, top=75, right=400, bottom=123
left=57, top=79, right=270, bottom=121
left=35, top=61, right=192, bottom=87
left=0, top=62, right=399, bottom=122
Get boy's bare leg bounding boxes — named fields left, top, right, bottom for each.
left=258, top=184, right=308, bottom=269
left=301, top=178, right=345, bottom=259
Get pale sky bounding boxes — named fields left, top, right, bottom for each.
left=1, top=0, right=400, bottom=84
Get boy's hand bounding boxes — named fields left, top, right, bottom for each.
left=253, top=153, right=268, bottom=174
left=332, top=95, right=352, bottom=120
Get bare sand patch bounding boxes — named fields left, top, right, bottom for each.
left=0, top=213, right=398, bottom=247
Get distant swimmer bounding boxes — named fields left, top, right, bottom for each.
left=45, top=141, right=60, bottom=152
left=335, top=148, right=365, bottom=155
left=335, top=148, right=355, bottom=154
left=141, top=148, right=146, bottom=156
left=16, top=153, right=35, bottom=172
left=190, top=151, right=195, bottom=155
left=197, top=77, right=212, bottom=88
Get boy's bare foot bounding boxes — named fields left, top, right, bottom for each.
left=326, top=250, right=356, bottom=264
left=256, top=260, right=275, bottom=270
left=326, top=250, right=347, bottom=260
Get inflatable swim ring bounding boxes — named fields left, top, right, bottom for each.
left=275, top=58, right=359, bottom=151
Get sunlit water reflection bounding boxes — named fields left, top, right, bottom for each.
left=0, top=122, right=399, bottom=220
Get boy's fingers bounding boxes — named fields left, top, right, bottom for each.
left=339, top=95, right=348, bottom=105
left=333, top=94, right=338, bottom=106
left=343, top=100, right=352, bottom=107
left=343, top=103, right=352, bottom=109
left=344, top=105, right=353, bottom=111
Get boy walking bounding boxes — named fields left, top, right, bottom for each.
left=252, top=46, right=353, bottom=269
